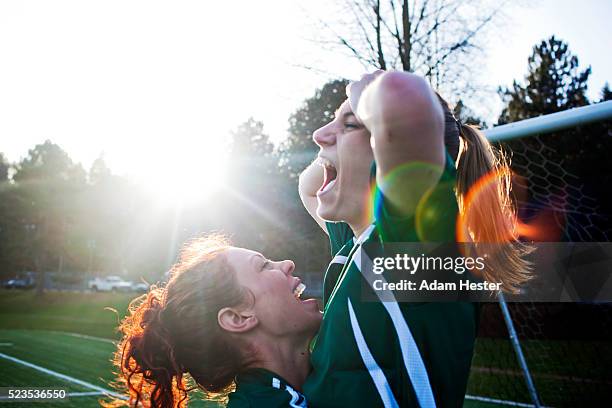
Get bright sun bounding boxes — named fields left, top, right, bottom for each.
left=131, top=141, right=228, bottom=206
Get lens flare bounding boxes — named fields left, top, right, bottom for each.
left=457, top=169, right=567, bottom=243
left=372, top=161, right=455, bottom=242
left=516, top=205, right=567, bottom=242
left=415, top=181, right=458, bottom=242
left=456, top=169, right=515, bottom=243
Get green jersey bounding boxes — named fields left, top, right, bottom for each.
left=303, top=154, right=479, bottom=408
left=227, top=368, right=308, bottom=408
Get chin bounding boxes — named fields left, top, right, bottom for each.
left=317, top=206, right=341, bottom=223
left=316, top=196, right=344, bottom=222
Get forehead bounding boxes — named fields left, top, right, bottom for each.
left=225, top=247, right=263, bottom=269
left=335, top=100, right=353, bottom=117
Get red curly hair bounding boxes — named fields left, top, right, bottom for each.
left=103, top=235, right=254, bottom=407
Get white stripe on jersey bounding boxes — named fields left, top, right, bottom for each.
left=348, top=298, right=399, bottom=408
left=285, top=384, right=307, bottom=408
left=272, top=377, right=308, bottom=408
left=331, top=254, right=348, bottom=265
left=353, top=247, right=437, bottom=408
left=325, top=224, right=377, bottom=310
left=355, top=224, right=376, bottom=245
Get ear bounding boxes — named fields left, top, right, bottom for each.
left=217, top=307, right=258, bottom=333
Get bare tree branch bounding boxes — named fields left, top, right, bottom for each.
left=423, top=3, right=503, bottom=77
left=410, top=0, right=429, bottom=41
left=374, top=0, right=387, bottom=69
left=389, top=0, right=406, bottom=69
left=316, top=12, right=378, bottom=69
left=351, top=2, right=379, bottom=62
left=412, top=1, right=460, bottom=46
left=308, top=0, right=514, bottom=99
left=401, top=0, right=412, bottom=71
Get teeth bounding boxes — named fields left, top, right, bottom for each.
left=316, top=157, right=335, bottom=169
left=320, top=178, right=336, bottom=194
left=293, top=283, right=306, bottom=299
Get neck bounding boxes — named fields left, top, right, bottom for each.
left=346, top=204, right=372, bottom=239
left=249, top=335, right=311, bottom=391
left=349, top=221, right=370, bottom=239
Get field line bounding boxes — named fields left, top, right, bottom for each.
left=69, top=391, right=105, bottom=397
left=3, top=329, right=116, bottom=344
left=0, top=352, right=126, bottom=400
left=47, top=330, right=116, bottom=344
left=465, top=394, right=548, bottom=407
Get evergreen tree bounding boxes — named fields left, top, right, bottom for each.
left=600, top=83, right=612, bottom=102
left=498, top=36, right=591, bottom=124
left=229, top=118, right=274, bottom=158
left=496, top=36, right=611, bottom=240
left=279, top=79, right=348, bottom=178
left=227, top=117, right=276, bottom=182
left=453, top=100, right=487, bottom=128
left=89, top=154, right=112, bottom=186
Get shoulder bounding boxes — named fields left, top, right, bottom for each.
left=226, top=392, right=252, bottom=408
left=227, top=387, right=301, bottom=408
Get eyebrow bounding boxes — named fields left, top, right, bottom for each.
left=250, top=254, right=264, bottom=267
left=334, top=107, right=356, bottom=119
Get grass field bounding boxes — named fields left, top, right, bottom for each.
left=0, top=290, right=608, bottom=407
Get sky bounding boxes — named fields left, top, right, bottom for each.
left=1, top=0, right=610, bottom=190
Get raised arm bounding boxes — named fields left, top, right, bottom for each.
left=349, top=71, right=446, bottom=217
left=298, top=161, right=328, bottom=233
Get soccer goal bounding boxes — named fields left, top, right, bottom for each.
left=465, top=101, right=612, bottom=408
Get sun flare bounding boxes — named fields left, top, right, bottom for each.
left=131, top=141, right=228, bottom=205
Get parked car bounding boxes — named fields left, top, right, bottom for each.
left=88, top=276, right=133, bottom=292
left=131, top=282, right=149, bottom=293
left=3, top=278, right=35, bottom=289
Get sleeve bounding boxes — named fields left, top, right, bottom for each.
left=325, top=221, right=354, bottom=255
left=373, top=151, right=458, bottom=243
left=374, top=189, right=419, bottom=242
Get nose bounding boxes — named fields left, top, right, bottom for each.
left=313, top=122, right=336, bottom=148
left=281, top=260, right=295, bottom=276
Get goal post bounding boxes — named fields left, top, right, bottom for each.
left=465, top=100, right=612, bottom=407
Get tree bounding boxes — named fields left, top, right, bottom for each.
left=13, top=140, right=86, bottom=185
left=11, top=141, right=88, bottom=293
left=498, top=36, right=591, bottom=124
left=453, top=99, right=486, bottom=127
left=312, top=0, right=506, bottom=96
left=279, top=79, right=349, bottom=178
left=89, top=154, right=112, bottom=186
left=496, top=36, right=611, bottom=240
left=227, top=118, right=276, bottom=183
left=601, top=83, right=612, bottom=102
left=229, top=118, right=274, bottom=158
left=0, top=153, right=9, bottom=183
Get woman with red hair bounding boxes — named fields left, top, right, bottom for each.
left=105, top=235, right=321, bottom=407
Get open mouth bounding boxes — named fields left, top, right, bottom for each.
left=293, top=280, right=306, bottom=300
left=317, top=157, right=338, bottom=195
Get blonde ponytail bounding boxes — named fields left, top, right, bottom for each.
left=455, top=123, right=532, bottom=293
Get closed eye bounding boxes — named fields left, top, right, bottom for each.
left=344, top=122, right=363, bottom=131
left=260, top=259, right=271, bottom=271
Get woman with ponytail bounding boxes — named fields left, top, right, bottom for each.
left=298, top=70, right=531, bottom=407
left=105, top=235, right=321, bottom=407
